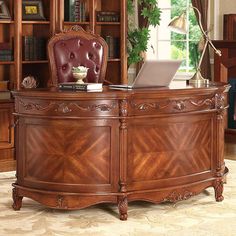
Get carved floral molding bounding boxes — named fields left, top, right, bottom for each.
left=131, top=97, right=216, bottom=113
left=19, top=99, right=55, bottom=112
left=18, top=99, right=117, bottom=114
left=163, top=189, right=196, bottom=203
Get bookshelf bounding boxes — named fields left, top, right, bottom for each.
left=59, top=0, right=127, bottom=84
left=0, top=0, right=14, bottom=171
left=15, top=0, right=56, bottom=89
left=0, top=0, right=127, bottom=171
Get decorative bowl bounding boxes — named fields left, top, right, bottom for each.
left=72, top=66, right=89, bottom=84
left=72, top=72, right=87, bottom=84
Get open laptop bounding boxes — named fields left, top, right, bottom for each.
left=109, top=60, right=182, bottom=89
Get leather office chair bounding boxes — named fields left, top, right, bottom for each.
left=47, top=26, right=108, bottom=86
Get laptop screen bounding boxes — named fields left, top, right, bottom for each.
left=109, top=60, right=182, bottom=89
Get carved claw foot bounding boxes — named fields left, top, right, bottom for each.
left=118, top=196, right=128, bottom=221
left=214, top=179, right=224, bottom=202
left=12, top=187, right=23, bottom=210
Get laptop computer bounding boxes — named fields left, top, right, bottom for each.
left=109, top=59, right=182, bottom=89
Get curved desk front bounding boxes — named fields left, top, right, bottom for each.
left=12, top=82, right=230, bottom=220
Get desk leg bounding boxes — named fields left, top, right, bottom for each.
left=12, top=187, right=23, bottom=210
left=118, top=99, right=128, bottom=221
left=118, top=195, right=128, bottom=221
left=214, top=179, right=224, bottom=202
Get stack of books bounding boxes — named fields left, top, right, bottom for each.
left=105, top=36, right=120, bottom=59
left=0, top=42, right=13, bottom=61
left=23, top=36, right=47, bottom=61
left=64, top=0, right=87, bottom=22
left=74, top=0, right=86, bottom=22
left=97, top=11, right=120, bottom=22
left=59, top=82, right=103, bottom=91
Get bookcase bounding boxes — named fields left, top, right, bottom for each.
left=15, top=0, right=57, bottom=89
left=58, top=0, right=127, bottom=85
left=0, top=0, right=127, bottom=171
left=0, top=0, right=15, bottom=171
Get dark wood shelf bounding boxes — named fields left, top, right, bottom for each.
left=0, top=20, right=14, bottom=24
left=96, top=22, right=120, bottom=25
left=22, top=21, right=50, bottom=25
left=22, top=60, right=48, bottom=64
left=0, top=61, right=14, bottom=65
left=64, top=21, right=90, bottom=25
left=226, top=129, right=236, bottom=135
left=108, top=58, right=121, bottom=62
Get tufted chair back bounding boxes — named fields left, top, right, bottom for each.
left=47, top=26, right=108, bottom=86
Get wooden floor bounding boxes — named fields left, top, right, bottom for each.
left=225, top=133, right=236, bottom=160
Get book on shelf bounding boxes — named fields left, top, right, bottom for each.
left=74, top=0, right=81, bottom=22
left=59, top=82, right=103, bottom=91
left=0, top=42, right=11, bottom=50
left=23, top=36, right=47, bottom=61
left=105, top=36, right=120, bottom=59
left=0, top=42, right=13, bottom=61
left=0, top=55, right=13, bottom=61
left=64, top=0, right=87, bottom=22
left=0, top=50, right=13, bottom=61
left=97, top=11, right=120, bottom=22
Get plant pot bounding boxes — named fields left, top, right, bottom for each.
left=72, top=72, right=87, bottom=84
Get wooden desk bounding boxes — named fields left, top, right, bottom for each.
left=12, top=82, right=230, bottom=220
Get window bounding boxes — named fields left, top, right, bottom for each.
left=147, top=0, right=201, bottom=76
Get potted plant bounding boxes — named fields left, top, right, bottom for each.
left=127, top=0, right=161, bottom=68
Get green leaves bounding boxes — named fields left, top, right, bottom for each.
left=140, top=3, right=161, bottom=26
left=128, top=28, right=150, bottom=65
left=127, top=0, right=161, bottom=65
left=127, top=0, right=134, bottom=14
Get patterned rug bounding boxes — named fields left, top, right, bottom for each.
left=0, top=160, right=236, bottom=236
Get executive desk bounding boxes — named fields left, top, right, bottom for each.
left=12, top=82, right=230, bottom=220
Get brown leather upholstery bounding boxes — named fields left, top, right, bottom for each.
left=48, top=26, right=108, bottom=86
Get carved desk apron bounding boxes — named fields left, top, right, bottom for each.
left=12, top=82, right=230, bottom=220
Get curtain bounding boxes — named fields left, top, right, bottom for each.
left=191, top=0, right=211, bottom=79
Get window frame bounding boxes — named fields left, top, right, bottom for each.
left=147, top=0, right=201, bottom=77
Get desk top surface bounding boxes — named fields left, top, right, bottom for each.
left=12, top=81, right=230, bottom=100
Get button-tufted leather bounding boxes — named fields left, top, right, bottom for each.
left=48, top=27, right=108, bottom=86
left=54, top=38, right=104, bottom=83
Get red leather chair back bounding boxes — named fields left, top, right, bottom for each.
left=48, top=26, right=108, bottom=86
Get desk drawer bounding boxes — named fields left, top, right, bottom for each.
left=15, top=98, right=119, bottom=117
left=130, top=96, right=216, bottom=116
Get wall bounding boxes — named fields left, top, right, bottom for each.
left=212, top=0, right=236, bottom=39
left=209, top=0, right=236, bottom=79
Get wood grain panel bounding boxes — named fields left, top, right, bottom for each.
left=127, top=116, right=213, bottom=184
left=0, top=108, right=11, bottom=143
left=24, top=124, right=111, bottom=185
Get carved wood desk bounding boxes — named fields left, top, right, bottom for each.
left=12, top=82, right=230, bottom=220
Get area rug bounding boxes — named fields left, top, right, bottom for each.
left=0, top=160, right=236, bottom=236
